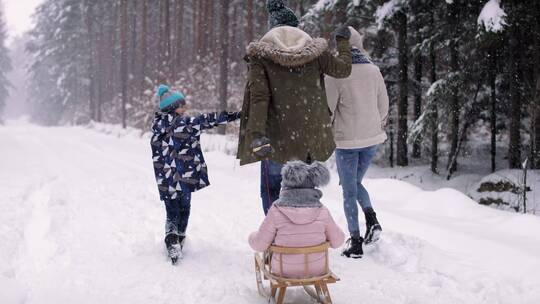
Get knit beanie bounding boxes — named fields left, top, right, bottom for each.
left=267, top=0, right=299, bottom=29
left=157, top=84, right=185, bottom=112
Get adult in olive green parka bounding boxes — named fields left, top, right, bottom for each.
left=236, top=0, right=352, bottom=215
left=237, top=25, right=352, bottom=166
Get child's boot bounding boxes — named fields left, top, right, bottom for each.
left=364, top=208, right=382, bottom=245
left=165, top=233, right=182, bottom=265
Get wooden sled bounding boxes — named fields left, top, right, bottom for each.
left=254, top=242, right=340, bottom=304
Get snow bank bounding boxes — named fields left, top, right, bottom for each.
left=469, top=170, right=538, bottom=213
left=478, top=0, right=507, bottom=32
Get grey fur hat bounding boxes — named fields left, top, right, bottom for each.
left=267, top=0, right=299, bottom=29
left=281, top=161, right=330, bottom=189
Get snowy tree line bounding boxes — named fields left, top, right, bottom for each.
left=0, top=0, right=539, bottom=174
left=18, top=0, right=322, bottom=130
left=304, top=0, right=540, bottom=174
left=23, top=0, right=264, bottom=131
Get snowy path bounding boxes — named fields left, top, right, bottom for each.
left=1, top=122, right=540, bottom=304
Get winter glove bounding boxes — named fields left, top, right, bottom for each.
left=251, top=136, right=273, bottom=158
left=334, top=25, right=351, bottom=40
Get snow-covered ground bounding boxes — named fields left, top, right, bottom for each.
left=2, top=121, right=540, bottom=304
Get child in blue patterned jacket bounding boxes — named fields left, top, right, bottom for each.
left=150, top=84, right=241, bottom=264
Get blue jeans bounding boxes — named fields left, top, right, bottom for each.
left=164, top=191, right=191, bottom=236
left=335, top=145, right=378, bottom=238
left=260, top=160, right=283, bottom=215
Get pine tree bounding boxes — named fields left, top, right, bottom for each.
left=27, top=0, right=91, bottom=125
left=376, top=0, right=412, bottom=167
left=531, top=0, right=540, bottom=169
left=534, top=74, right=540, bottom=168
left=505, top=0, right=527, bottom=169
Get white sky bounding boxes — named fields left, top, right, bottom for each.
left=3, top=0, right=43, bottom=39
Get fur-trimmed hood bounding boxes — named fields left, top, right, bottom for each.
left=247, top=26, right=328, bottom=67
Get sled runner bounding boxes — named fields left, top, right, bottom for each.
left=254, top=242, right=339, bottom=304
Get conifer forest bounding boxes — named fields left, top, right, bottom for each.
left=1, top=0, right=539, bottom=176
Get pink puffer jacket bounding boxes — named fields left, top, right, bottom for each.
left=249, top=204, right=345, bottom=279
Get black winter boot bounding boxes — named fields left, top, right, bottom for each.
left=165, top=233, right=182, bottom=265
left=364, top=208, right=382, bottom=245
left=341, top=236, right=364, bottom=259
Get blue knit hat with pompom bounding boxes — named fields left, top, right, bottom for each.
left=267, top=0, right=299, bottom=29
left=157, top=84, right=185, bottom=112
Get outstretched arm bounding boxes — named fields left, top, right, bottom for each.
left=190, top=111, right=241, bottom=131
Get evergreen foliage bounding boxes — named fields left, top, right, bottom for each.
left=19, top=0, right=540, bottom=173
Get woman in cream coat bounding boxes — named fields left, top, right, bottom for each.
left=325, top=27, right=389, bottom=259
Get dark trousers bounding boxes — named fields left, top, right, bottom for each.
left=260, top=159, right=283, bottom=215
left=164, top=191, right=192, bottom=236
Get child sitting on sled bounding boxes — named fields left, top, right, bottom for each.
left=150, top=84, right=241, bottom=264
left=249, top=161, right=345, bottom=278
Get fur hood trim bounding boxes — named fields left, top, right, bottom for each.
left=247, top=26, right=328, bottom=67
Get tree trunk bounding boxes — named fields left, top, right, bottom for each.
left=446, top=3, right=461, bottom=174
left=531, top=7, right=540, bottom=169
left=447, top=81, right=482, bottom=180
left=202, top=0, right=209, bottom=55
left=412, top=50, right=423, bottom=158
left=120, top=0, right=128, bottom=128
left=207, top=0, right=215, bottom=54
left=97, top=21, right=104, bottom=122
left=85, top=0, right=95, bottom=121
left=130, top=0, right=138, bottom=87
left=163, top=0, right=172, bottom=84
left=533, top=76, right=540, bottom=168
left=396, top=12, right=409, bottom=166
left=257, top=1, right=268, bottom=36
left=106, top=3, right=119, bottom=106
left=192, top=0, right=199, bottom=60
left=218, top=0, right=230, bottom=135
left=197, top=0, right=205, bottom=56
left=246, top=0, right=254, bottom=44
left=231, top=5, right=240, bottom=62
left=175, top=0, right=184, bottom=71
left=389, top=118, right=394, bottom=167
left=508, top=28, right=522, bottom=169
left=490, top=50, right=497, bottom=172
left=430, top=40, right=438, bottom=174
left=447, top=37, right=460, bottom=173
left=140, top=0, right=148, bottom=88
